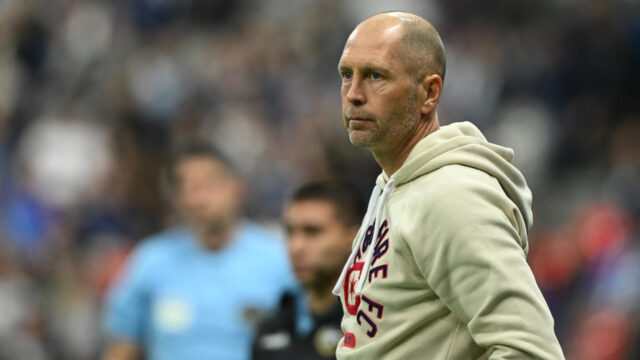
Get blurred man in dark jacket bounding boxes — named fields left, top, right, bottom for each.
left=253, top=181, right=365, bottom=360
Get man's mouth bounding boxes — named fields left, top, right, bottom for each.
left=348, top=117, right=374, bottom=129
left=345, top=108, right=374, bottom=123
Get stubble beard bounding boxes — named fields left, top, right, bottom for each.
left=307, top=258, right=348, bottom=293
left=347, top=87, right=420, bottom=152
left=193, top=213, right=233, bottom=242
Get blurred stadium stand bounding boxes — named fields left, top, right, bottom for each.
left=0, top=0, right=638, bottom=359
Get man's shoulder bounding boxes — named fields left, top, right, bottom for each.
left=130, top=227, right=192, bottom=265
left=253, top=295, right=343, bottom=360
left=252, top=293, right=297, bottom=358
left=257, top=293, right=296, bottom=333
left=392, top=164, right=505, bottom=237
left=236, top=221, right=286, bottom=254
left=238, top=221, right=280, bottom=239
left=403, top=164, right=497, bottom=202
left=139, top=226, right=189, bottom=247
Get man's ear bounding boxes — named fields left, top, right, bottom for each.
left=421, top=74, right=443, bottom=115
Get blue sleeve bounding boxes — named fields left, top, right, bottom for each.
left=103, top=245, right=153, bottom=342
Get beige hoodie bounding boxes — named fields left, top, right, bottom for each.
left=333, top=122, right=565, bottom=359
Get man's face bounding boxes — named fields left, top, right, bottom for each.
left=284, top=200, right=356, bottom=289
left=174, top=156, right=242, bottom=231
left=338, top=24, right=421, bottom=153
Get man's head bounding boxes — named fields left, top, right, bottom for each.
left=284, top=181, right=365, bottom=291
left=166, top=143, right=244, bottom=238
left=338, top=12, right=445, bottom=154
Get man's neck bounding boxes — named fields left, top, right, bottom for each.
left=374, top=115, right=439, bottom=176
left=197, top=219, right=235, bottom=251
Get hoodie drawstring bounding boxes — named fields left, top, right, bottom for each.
left=332, top=180, right=395, bottom=296
left=355, top=180, right=394, bottom=294
left=332, top=184, right=382, bottom=296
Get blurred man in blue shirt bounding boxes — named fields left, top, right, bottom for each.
left=101, top=143, right=296, bottom=360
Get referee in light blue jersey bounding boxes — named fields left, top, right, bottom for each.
left=101, top=143, right=298, bottom=360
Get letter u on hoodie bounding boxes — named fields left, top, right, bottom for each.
left=333, top=122, right=565, bottom=359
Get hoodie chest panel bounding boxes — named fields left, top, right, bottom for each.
left=339, top=199, right=454, bottom=352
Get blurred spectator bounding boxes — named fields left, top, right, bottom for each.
left=253, top=181, right=365, bottom=359
left=101, top=143, right=297, bottom=360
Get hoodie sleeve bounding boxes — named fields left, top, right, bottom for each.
left=401, top=166, right=565, bottom=359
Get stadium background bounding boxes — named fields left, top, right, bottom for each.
left=0, top=0, right=638, bottom=359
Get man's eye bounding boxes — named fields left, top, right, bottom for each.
left=284, top=226, right=293, bottom=236
left=303, top=226, right=323, bottom=236
left=342, top=71, right=352, bottom=80
left=371, top=72, right=382, bottom=80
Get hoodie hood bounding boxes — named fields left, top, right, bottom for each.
left=331, top=122, right=565, bottom=360
left=333, top=121, right=533, bottom=297
left=379, top=121, right=533, bottom=233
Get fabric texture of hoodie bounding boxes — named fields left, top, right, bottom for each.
left=333, top=122, right=565, bottom=359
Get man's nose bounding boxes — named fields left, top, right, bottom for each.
left=288, top=234, right=304, bottom=255
left=346, top=77, right=366, bottom=105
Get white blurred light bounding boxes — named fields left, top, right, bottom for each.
left=19, top=118, right=113, bottom=208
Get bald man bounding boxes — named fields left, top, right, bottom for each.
left=332, top=12, right=565, bottom=359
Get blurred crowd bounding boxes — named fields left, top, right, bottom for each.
left=0, top=0, right=638, bottom=359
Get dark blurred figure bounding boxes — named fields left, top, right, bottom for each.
left=0, top=242, right=47, bottom=360
left=253, top=181, right=365, bottom=360
left=101, top=143, right=297, bottom=360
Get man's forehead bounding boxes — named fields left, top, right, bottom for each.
left=346, top=22, right=403, bottom=49
left=288, top=199, right=335, bottom=212
left=351, top=18, right=403, bottom=38
left=286, top=200, right=338, bottom=221
left=338, top=49, right=395, bottom=69
left=340, top=23, right=403, bottom=64
left=179, top=156, right=230, bottom=175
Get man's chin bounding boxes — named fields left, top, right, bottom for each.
left=348, top=132, right=377, bottom=149
left=190, top=217, right=226, bottom=234
left=294, top=273, right=314, bottom=288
